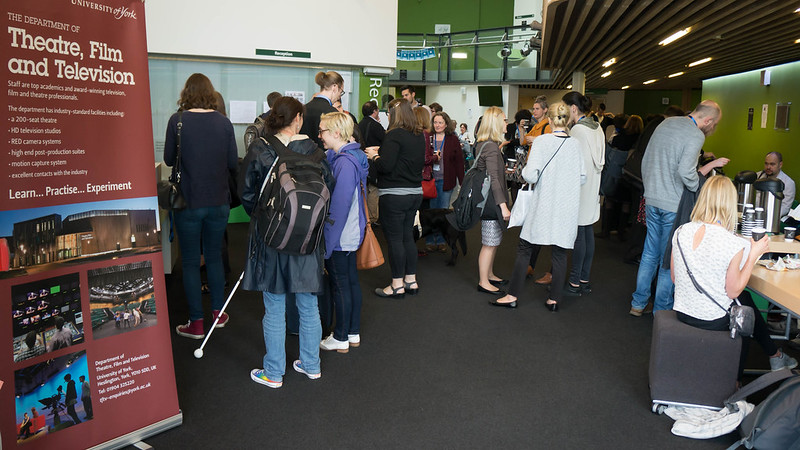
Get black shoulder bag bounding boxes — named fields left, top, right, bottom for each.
left=675, top=228, right=755, bottom=339
left=157, top=112, right=188, bottom=210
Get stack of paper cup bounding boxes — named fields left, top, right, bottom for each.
left=741, top=208, right=755, bottom=237
left=754, top=207, right=765, bottom=230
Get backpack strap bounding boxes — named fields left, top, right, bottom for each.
left=725, top=368, right=796, bottom=406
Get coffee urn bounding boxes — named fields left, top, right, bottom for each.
left=734, top=170, right=757, bottom=212
left=753, top=176, right=785, bottom=233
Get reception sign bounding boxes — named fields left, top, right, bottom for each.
left=1, top=1, right=181, bottom=448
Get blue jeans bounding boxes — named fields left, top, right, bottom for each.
left=325, top=251, right=362, bottom=341
left=174, top=205, right=230, bottom=321
left=426, top=179, right=452, bottom=245
left=262, top=292, right=321, bottom=381
left=631, top=205, right=676, bottom=311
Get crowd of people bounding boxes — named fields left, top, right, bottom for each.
left=163, top=73, right=797, bottom=388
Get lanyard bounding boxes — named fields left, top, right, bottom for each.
left=433, top=134, right=444, bottom=152
left=688, top=115, right=697, bottom=126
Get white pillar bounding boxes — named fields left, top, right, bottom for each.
left=571, top=71, right=585, bottom=94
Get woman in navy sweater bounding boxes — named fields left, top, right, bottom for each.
left=164, top=73, right=238, bottom=340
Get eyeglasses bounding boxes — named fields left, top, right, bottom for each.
left=318, top=129, right=330, bottom=135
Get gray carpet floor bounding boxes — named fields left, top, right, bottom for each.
left=138, top=222, right=796, bottom=449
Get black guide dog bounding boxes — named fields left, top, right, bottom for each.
left=414, top=208, right=467, bottom=266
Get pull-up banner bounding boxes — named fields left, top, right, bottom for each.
left=1, top=2, right=181, bottom=448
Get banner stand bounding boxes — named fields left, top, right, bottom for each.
left=88, top=412, right=182, bottom=450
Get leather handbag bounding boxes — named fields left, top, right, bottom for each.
left=422, top=177, right=437, bottom=199
left=157, top=112, right=187, bottom=210
left=356, top=183, right=384, bottom=270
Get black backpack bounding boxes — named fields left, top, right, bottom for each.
left=244, top=116, right=266, bottom=150
left=724, top=368, right=800, bottom=450
left=447, top=142, right=492, bottom=231
left=254, top=135, right=330, bottom=255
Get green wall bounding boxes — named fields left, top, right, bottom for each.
left=702, top=61, right=799, bottom=184
left=397, top=0, right=514, bottom=34
left=623, top=89, right=701, bottom=118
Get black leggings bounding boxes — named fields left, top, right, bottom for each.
left=569, top=225, right=595, bottom=284
left=677, top=291, right=777, bottom=379
left=379, top=194, right=423, bottom=279
left=508, top=239, right=567, bottom=301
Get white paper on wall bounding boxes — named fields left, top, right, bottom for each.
left=230, top=100, right=257, bottom=124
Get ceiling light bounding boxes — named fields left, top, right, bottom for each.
left=795, top=7, right=800, bottom=12
left=688, top=57, right=712, bottom=67
left=601, top=71, right=612, bottom=78
left=602, top=57, right=617, bottom=68
left=668, top=71, right=684, bottom=78
left=643, top=79, right=657, bottom=85
left=566, top=84, right=572, bottom=89
left=621, top=85, right=630, bottom=90
left=795, top=38, right=800, bottom=44
left=658, top=27, right=691, bottom=46
left=452, top=52, right=468, bottom=59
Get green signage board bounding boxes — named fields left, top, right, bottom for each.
left=255, top=48, right=311, bottom=59
left=357, top=74, right=389, bottom=119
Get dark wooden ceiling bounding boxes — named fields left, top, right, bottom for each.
left=538, top=0, right=800, bottom=90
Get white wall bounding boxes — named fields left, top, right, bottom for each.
left=425, top=85, right=519, bottom=133
left=144, top=1, right=397, bottom=68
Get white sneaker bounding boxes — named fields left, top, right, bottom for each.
left=348, top=334, right=361, bottom=347
left=320, top=334, right=349, bottom=353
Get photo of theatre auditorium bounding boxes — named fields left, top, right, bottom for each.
left=11, top=273, right=84, bottom=364
left=14, top=350, right=92, bottom=443
left=0, top=197, right=160, bottom=279
left=89, top=261, right=157, bottom=340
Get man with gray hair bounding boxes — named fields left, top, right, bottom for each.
left=629, top=100, right=729, bottom=316
left=758, top=151, right=795, bottom=216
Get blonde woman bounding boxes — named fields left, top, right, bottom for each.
left=318, top=112, right=369, bottom=353
left=493, top=103, right=585, bottom=310
left=671, top=176, right=796, bottom=376
left=474, top=106, right=512, bottom=296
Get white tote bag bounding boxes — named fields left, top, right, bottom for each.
left=508, top=184, right=533, bottom=228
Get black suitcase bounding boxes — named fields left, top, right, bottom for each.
left=649, top=310, right=741, bottom=411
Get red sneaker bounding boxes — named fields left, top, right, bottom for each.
left=212, top=310, right=229, bottom=328
left=176, top=319, right=204, bottom=339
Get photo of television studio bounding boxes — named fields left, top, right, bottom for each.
left=12, top=273, right=85, bottom=364
left=89, top=261, right=157, bottom=340
left=14, top=350, right=92, bottom=442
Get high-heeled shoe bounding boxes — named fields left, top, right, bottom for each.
left=544, top=301, right=559, bottom=312
left=404, top=281, right=419, bottom=295
left=374, top=285, right=405, bottom=298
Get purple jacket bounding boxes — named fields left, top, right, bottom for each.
left=324, top=142, right=369, bottom=259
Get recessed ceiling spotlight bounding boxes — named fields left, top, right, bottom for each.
left=643, top=79, right=657, bottom=85
left=602, top=57, right=617, bottom=68
left=621, top=85, right=630, bottom=90
left=601, top=71, right=612, bottom=78
left=659, top=27, right=691, bottom=46
left=795, top=7, right=800, bottom=12
left=688, top=57, right=712, bottom=67
left=566, top=84, right=573, bottom=89
left=795, top=38, right=800, bottom=44
left=668, top=72, right=684, bottom=78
